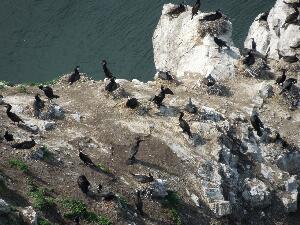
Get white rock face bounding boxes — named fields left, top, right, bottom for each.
left=153, top=4, right=240, bottom=81
left=245, top=0, right=300, bottom=59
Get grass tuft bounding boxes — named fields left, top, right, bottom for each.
left=9, top=159, right=29, bottom=173
left=38, top=217, right=53, bottom=225
left=162, top=191, right=182, bottom=225
left=28, top=186, right=55, bottom=211
left=96, top=163, right=111, bottom=174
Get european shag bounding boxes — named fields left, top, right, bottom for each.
left=250, top=111, right=264, bottom=137
left=4, top=131, right=14, bottom=142
left=77, top=175, right=90, bottom=194
left=179, top=112, right=193, bottom=139
left=251, top=38, right=257, bottom=51
left=33, top=94, right=45, bottom=118
left=79, top=151, right=95, bottom=166
left=256, top=11, right=269, bottom=22
left=12, top=138, right=36, bottom=149
left=126, top=97, right=139, bottom=109
left=39, top=86, right=59, bottom=100
left=101, top=60, right=113, bottom=79
left=243, top=51, right=255, bottom=66
left=275, top=69, right=287, bottom=85
left=69, top=66, right=80, bottom=85
left=203, top=74, right=216, bottom=87
left=167, top=4, right=186, bottom=17
left=214, top=36, right=229, bottom=51
left=135, top=190, right=144, bottom=216
left=105, top=77, right=119, bottom=92
left=191, top=0, right=201, bottom=20
left=279, top=78, right=297, bottom=95
left=5, top=104, right=24, bottom=124
left=276, top=49, right=299, bottom=63
left=127, top=137, right=143, bottom=165
left=151, top=86, right=174, bottom=107
left=130, top=172, right=154, bottom=183
left=185, top=98, right=198, bottom=114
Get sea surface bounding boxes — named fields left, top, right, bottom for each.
left=0, top=0, right=275, bottom=83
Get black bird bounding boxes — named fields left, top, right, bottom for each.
left=185, top=98, right=198, bottom=114
left=276, top=49, right=299, bottom=63
left=279, top=78, right=297, bottom=95
left=127, top=137, right=143, bottom=165
left=4, top=131, right=14, bottom=142
left=79, top=151, right=95, bottom=166
left=275, top=69, right=287, bottom=86
left=130, top=172, right=154, bottom=183
left=251, top=38, right=257, bottom=51
left=126, top=97, right=139, bottom=109
left=99, top=192, right=116, bottom=201
left=282, top=7, right=299, bottom=28
left=283, top=0, right=300, bottom=8
left=199, top=9, right=222, bottom=21
left=214, top=36, right=229, bottom=51
left=105, top=77, right=119, bottom=92
left=157, top=71, right=173, bottom=81
left=135, top=190, right=144, bottom=216
left=39, top=85, right=59, bottom=100
left=191, top=0, right=201, bottom=20
left=202, top=74, right=216, bottom=87
left=179, top=112, right=193, bottom=139
left=101, top=60, right=113, bottom=79
left=77, top=175, right=90, bottom=194
left=4, top=104, right=24, bottom=124
left=243, top=51, right=255, bottom=66
left=256, top=11, right=269, bottom=22
left=250, top=111, right=264, bottom=137
left=167, top=3, right=186, bottom=17
left=12, top=139, right=35, bottom=149
left=68, top=66, right=80, bottom=85
left=0, top=94, right=3, bottom=104
left=151, top=86, right=174, bottom=107
left=33, top=94, right=45, bottom=118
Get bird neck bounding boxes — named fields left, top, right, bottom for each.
left=6, top=105, right=11, bottom=112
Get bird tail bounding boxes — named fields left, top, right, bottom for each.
left=130, top=172, right=136, bottom=177
left=257, top=129, right=263, bottom=137
left=53, top=95, right=60, bottom=98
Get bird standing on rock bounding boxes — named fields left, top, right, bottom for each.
left=79, top=151, right=95, bottom=167
left=39, top=85, right=59, bottom=100
left=101, top=60, right=113, bottom=79
left=199, top=9, right=223, bottom=21
left=4, top=104, right=24, bottom=124
left=202, top=74, right=216, bottom=87
left=130, top=172, right=154, bottom=183
left=185, top=98, right=198, bottom=114
left=4, top=131, right=14, bottom=142
left=12, top=138, right=36, bottom=149
left=250, top=111, right=264, bottom=137
left=279, top=78, right=297, bottom=95
left=77, top=175, right=90, bottom=194
left=191, top=0, right=201, bottom=20
left=251, top=38, right=256, bottom=51
left=135, top=190, right=144, bottom=216
left=105, top=77, right=119, bottom=92
left=33, top=94, right=45, bottom=118
left=127, top=137, right=143, bottom=165
left=151, top=86, right=174, bottom=107
left=214, top=36, right=229, bottom=51
left=68, top=66, right=80, bottom=85
left=126, top=97, right=139, bottom=109
left=179, top=112, right=193, bottom=139
left=167, top=4, right=186, bottom=17
left=275, top=69, right=287, bottom=86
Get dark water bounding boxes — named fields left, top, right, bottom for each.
left=0, top=0, right=275, bottom=84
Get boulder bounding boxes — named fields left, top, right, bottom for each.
left=150, top=179, right=168, bottom=198
left=0, top=199, right=11, bottom=215
left=259, top=83, right=274, bottom=99
left=21, top=206, right=38, bottom=225
left=209, top=200, right=232, bottom=218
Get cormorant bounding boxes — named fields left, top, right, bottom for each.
left=12, top=138, right=36, bottom=149
left=251, top=38, right=257, bottom=51
left=191, top=0, right=201, bottom=20
left=255, top=11, right=269, bottom=22
left=4, top=131, right=14, bottom=142
left=4, top=104, right=24, bottom=124
left=167, top=3, right=186, bottom=17
left=33, top=94, right=45, bottom=118
left=101, top=60, right=113, bottom=79
left=135, top=190, right=144, bottom=216
left=202, top=74, right=216, bottom=87
left=214, top=36, right=229, bottom=51
left=279, top=78, right=297, bottom=95
left=199, top=9, right=222, bottom=21
left=275, top=69, right=287, bottom=86
left=243, top=51, right=255, bottom=66
left=0, top=95, right=3, bottom=105
left=79, top=151, right=95, bottom=166
left=276, top=49, right=299, bottom=63
left=157, top=71, right=173, bottom=81
left=39, top=86, right=59, bottom=100
left=250, top=111, right=264, bottom=137
left=68, top=66, right=80, bottom=85
left=126, top=97, right=139, bottom=109
left=127, top=137, right=143, bottom=165
left=151, top=86, right=174, bottom=107
left=179, top=112, right=193, bottom=139
left=282, top=7, right=299, bottom=28
left=185, top=98, right=198, bottom=114
left=130, top=172, right=154, bottom=183
left=105, top=77, right=119, bottom=92
left=77, top=175, right=90, bottom=194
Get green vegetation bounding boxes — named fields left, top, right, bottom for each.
left=60, top=198, right=113, bottom=225
left=163, top=191, right=182, bottom=225
left=28, top=186, right=55, bottom=211
left=9, top=159, right=29, bottom=173
left=38, top=217, right=53, bottom=225
left=16, top=84, right=27, bottom=93
left=97, top=163, right=111, bottom=174
left=117, top=195, right=129, bottom=209
left=0, top=80, right=9, bottom=89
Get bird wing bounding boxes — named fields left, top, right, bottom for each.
left=164, top=88, right=174, bottom=95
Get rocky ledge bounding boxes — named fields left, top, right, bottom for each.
left=0, top=1, right=299, bottom=225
